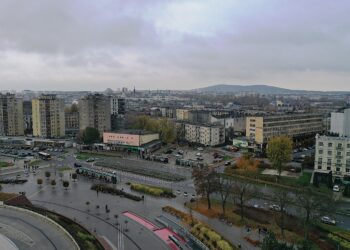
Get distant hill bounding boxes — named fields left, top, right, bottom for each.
left=193, top=84, right=299, bottom=94
left=193, top=84, right=350, bottom=95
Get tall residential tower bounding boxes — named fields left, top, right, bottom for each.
left=0, top=93, right=24, bottom=136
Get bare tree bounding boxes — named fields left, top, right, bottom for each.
left=192, top=166, right=219, bottom=209
left=272, top=188, right=293, bottom=238
left=297, top=187, right=335, bottom=241
left=218, top=177, right=235, bottom=216
left=233, top=181, right=256, bottom=220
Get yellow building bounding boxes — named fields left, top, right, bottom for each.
left=0, top=93, right=24, bottom=136
left=176, top=109, right=189, bottom=121
left=246, top=113, right=323, bottom=145
left=32, top=94, right=65, bottom=138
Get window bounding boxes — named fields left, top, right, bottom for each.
left=328, top=143, right=333, bottom=147
left=319, top=142, right=324, bottom=147
left=318, top=150, right=323, bottom=154
left=347, top=144, right=350, bottom=148
left=327, top=167, right=331, bottom=170
left=328, top=151, right=332, bottom=156
left=336, top=167, right=340, bottom=172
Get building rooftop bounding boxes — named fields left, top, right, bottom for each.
left=316, top=134, right=350, bottom=141
left=107, top=129, right=158, bottom=135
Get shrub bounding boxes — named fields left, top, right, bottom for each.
left=91, top=184, right=142, bottom=201
left=217, top=240, right=233, bottom=250
left=130, top=183, right=175, bottom=198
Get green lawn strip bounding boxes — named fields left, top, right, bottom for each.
left=58, top=166, right=73, bottom=172
left=75, top=152, right=121, bottom=160
left=0, top=192, right=18, bottom=201
left=316, top=223, right=350, bottom=248
left=29, top=159, right=41, bottom=166
left=0, top=161, right=10, bottom=168
left=129, top=183, right=175, bottom=198
left=95, top=161, right=185, bottom=182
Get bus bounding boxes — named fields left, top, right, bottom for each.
left=38, top=152, right=52, bottom=160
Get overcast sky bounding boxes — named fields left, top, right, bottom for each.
left=0, top=0, right=349, bottom=91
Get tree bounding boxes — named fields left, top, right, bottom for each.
left=297, top=187, right=335, bottom=241
left=218, top=177, right=235, bottom=216
left=45, top=171, right=51, bottom=179
left=233, top=181, right=256, bottom=220
left=235, top=154, right=259, bottom=175
left=62, top=180, right=70, bottom=190
left=192, top=166, right=219, bottom=209
left=262, top=231, right=294, bottom=250
left=78, top=127, right=100, bottom=144
left=267, top=136, right=293, bottom=180
left=37, top=178, right=43, bottom=187
left=272, top=188, right=292, bottom=238
left=51, top=179, right=56, bottom=189
left=72, top=173, right=77, bottom=182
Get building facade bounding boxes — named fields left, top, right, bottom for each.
left=65, top=112, right=79, bottom=136
left=176, top=109, right=189, bottom=121
left=78, top=94, right=111, bottom=135
left=330, top=108, right=350, bottom=137
left=314, top=135, right=350, bottom=177
left=182, top=123, right=225, bottom=146
left=23, top=100, right=33, bottom=134
left=32, top=94, right=65, bottom=138
left=246, top=113, right=324, bottom=145
left=0, top=93, right=24, bottom=136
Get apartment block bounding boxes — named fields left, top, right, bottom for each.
left=176, top=109, right=189, bottom=121
left=314, top=135, right=350, bottom=177
left=78, top=94, right=111, bottom=135
left=330, top=108, right=350, bottom=137
left=0, top=93, right=24, bottom=136
left=183, top=123, right=225, bottom=146
left=246, top=113, right=324, bottom=145
left=32, top=94, right=65, bottom=138
left=65, top=112, right=79, bottom=136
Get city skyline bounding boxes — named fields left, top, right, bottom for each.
left=0, top=0, right=350, bottom=91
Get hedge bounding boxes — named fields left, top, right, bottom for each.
left=91, top=184, right=142, bottom=201
left=130, top=183, right=175, bottom=198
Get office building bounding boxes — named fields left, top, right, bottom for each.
left=0, top=93, right=24, bottom=136
left=32, top=94, right=65, bottom=138
left=314, top=135, right=350, bottom=177
left=246, top=113, right=324, bottom=145
left=78, top=94, right=111, bottom=135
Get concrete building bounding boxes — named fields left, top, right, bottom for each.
left=314, top=135, right=350, bottom=178
left=0, top=93, right=24, bottom=136
left=111, top=96, right=126, bottom=115
left=65, top=112, right=79, bottom=137
left=32, top=94, right=65, bottom=138
left=181, top=123, right=225, bottom=146
left=23, top=100, right=32, bottom=134
left=210, top=115, right=246, bottom=133
left=246, top=113, right=324, bottom=145
left=103, top=130, right=161, bottom=153
left=78, top=94, right=111, bottom=135
left=330, top=108, right=350, bottom=137
left=176, top=109, right=189, bottom=121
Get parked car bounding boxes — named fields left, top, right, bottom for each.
left=197, top=147, right=204, bottom=151
left=224, top=161, right=231, bottom=166
left=86, top=158, right=95, bottom=162
left=333, top=185, right=340, bottom=192
left=176, top=190, right=181, bottom=194
left=195, top=153, right=201, bottom=157
left=183, top=192, right=188, bottom=197
left=321, top=216, right=336, bottom=225
left=269, top=204, right=281, bottom=211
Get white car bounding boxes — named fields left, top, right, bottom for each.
left=321, top=216, right=336, bottom=225
left=176, top=190, right=181, bottom=194
left=196, top=153, right=201, bottom=157
left=183, top=192, right=188, bottom=197
left=269, top=204, right=281, bottom=211
left=197, top=147, right=204, bottom=151
left=333, top=185, right=340, bottom=192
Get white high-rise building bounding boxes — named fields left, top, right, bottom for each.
left=330, top=108, right=350, bottom=137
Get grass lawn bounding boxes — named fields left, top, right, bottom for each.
left=58, top=166, right=72, bottom=172
left=29, top=159, right=41, bottom=166
left=280, top=171, right=312, bottom=187
left=0, top=161, right=10, bottom=168
left=0, top=192, right=18, bottom=201
left=75, top=152, right=117, bottom=160
left=223, top=155, right=232, bottom=161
